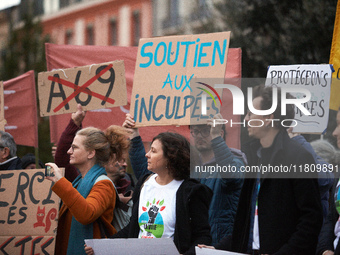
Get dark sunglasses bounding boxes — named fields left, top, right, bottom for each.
left=190, top=128, right=211, bottom=138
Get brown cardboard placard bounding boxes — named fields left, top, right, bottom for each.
left=130, top=32, right=230, bottom=127
left=38, top=60, right=127, bottom=116
left=0, top=169, right=62, bottom=254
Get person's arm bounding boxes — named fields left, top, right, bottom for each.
left=129, top=136, right=151, bottom=179
left=211, top=136, right=245, bottom=182
left=122, top=114, right=151, bottom=180
left=54, top=119, right=80, bottom=182
left=55, top=104, right=85, bottom=182
left=52, top=177, right=116, bottom=224
left=208, top=113, right=245, bottom=182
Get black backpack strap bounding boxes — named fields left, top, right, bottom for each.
left=96, top=217, right=110, bottom=238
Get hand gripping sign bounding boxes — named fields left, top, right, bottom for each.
left=0, top=169, right=62, bottom=254
left=38, top=60, right=127, bottom=116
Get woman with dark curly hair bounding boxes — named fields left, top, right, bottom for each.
left=85, top=131, right=212, bottom=255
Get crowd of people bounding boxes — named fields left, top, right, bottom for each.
left=1, top=84, right=340, bottom=255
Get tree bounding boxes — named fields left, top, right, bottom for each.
left=193, top=0, right=338, bottom=144
left=194, top=0, right=337, bottom=77
left=0, top=9, right=53, bottom=164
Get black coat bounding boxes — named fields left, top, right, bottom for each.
left=216, top=130, right=323, bottom=255
left=0, top=157, right=22, bottom=170
left=113, top=173, right=213, bottom=255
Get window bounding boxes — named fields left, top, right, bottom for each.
left=65, top=29, right=73, bottom=45
left=162, top=0, right=180, bottom=29
left=60, top=0, right=82, bottom=9
left=191, top=0, right=210, bottom=21
left=132, top=10, right=141, bottom=46
left=86, top=24, right=94, bottom=45
left=33, top=0, right=44, bottom=16
left=109, top=18, right=118, bottom=45
left=60, top=0, right=70, bottom=9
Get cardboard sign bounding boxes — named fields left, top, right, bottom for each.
left=38, top=60, right=127, bottom=116
left=85, top=238, right=180, bottom=255
left=0, top=81, right=6, bottom=131
left=0, top=169, right=61, bottom=254
left=266, top=64, right=333, bottom=133
left=45, top=44, right=242, bottom=148
left=131, top=32, right=230, bottom=127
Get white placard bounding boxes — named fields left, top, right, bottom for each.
left=85, top=238, right=180, bottom=255
left=195, top=247, right=246, bottom=255
left=266, top=64, right=333, bottom=133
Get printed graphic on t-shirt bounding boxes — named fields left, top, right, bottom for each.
left=335, top=180, right=340, bottom=215
left=139, top=198, right=166, bottom=238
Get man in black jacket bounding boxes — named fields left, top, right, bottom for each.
left=201, top=85, right=323, bottom=254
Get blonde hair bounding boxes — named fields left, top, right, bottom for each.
left=76, top=126, right=130, bottom=166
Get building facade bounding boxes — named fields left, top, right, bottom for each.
left=41, top=0, right=152, bottom=46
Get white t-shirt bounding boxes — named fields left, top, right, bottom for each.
left=138, top=174, right=183, bottom=239
left=252, top=203, right=260, bottom=249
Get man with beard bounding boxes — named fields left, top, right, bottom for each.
left=200, top=85, right=323, bottom=254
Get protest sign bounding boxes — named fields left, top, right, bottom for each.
left=131, top=32, right=230, bottom=127
left=195, top=247, right=246, bottom=255
left=0, top=169, right=61, bottom=254
left=85, top=238, right=180, bottom=255
left=0, top=81, right=6, bottom=131
left=266, top=64, right=333, bottom=133
left=38, top=60, right=127, bottom=116
left=45, top=44, right=242, bottom=149
left=329, top=0, right=340, bottom=111
left=3, top=70, right=38, bottom=148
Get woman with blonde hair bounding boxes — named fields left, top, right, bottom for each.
left=85, top=131, right=212, bottom=255
left=45, top=125, right=130, bottom=255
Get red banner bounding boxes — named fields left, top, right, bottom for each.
left=45, top=43, right=241, bottom=148
left=3, top=70, right=38, bottom=148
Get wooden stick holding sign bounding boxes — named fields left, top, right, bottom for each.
left=0, top=81, right=6, bottom=131
left=38, top=60, right=127, bottom=116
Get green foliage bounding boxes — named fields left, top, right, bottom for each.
left=193, top=0, right=338, bottom=144
left=1, top=10, right=52, bottom=163
left=194, top=0, right=337, bottom=77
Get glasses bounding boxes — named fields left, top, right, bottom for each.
left=190, top=128, right=211, bottom=138
left=69, top=145, right=77, bottom=152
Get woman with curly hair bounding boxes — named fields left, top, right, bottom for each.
left=45, top=125, right=130, bottom=255
left=85, top=131, right=212, bottom=255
